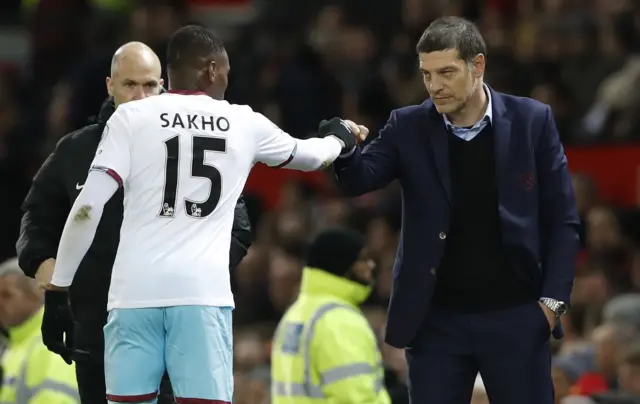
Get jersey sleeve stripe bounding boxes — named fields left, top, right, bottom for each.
left=273, top=143, right=298, bottom=169
left=90, top=165, right=123, bottom=187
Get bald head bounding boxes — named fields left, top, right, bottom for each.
left=107, top=42, right=163, bottom=107
left=110, top=42, right=160, bottom=76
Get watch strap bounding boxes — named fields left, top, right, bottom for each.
left=540, top=298, right=567, bottom=317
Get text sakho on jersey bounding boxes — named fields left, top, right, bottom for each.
left=160, top=112, right=230, bottom=132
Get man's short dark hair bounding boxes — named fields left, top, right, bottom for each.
left=166, top=25, right=225, bottom=70
left=416, top=17, right=487, bottom=64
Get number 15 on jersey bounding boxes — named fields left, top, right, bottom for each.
left=158, top=134, right=226, bottom=219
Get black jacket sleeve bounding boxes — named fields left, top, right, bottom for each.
left=16, top=136, right=72, bottom=277
left=229, top=195, right=252, bottom=270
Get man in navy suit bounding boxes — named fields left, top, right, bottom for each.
left=322, top=16, right=580, bottom=404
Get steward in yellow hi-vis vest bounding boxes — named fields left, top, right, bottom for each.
left=0, top=259, right=79, bottom=404
left=271, top=228, right=391, bottom=404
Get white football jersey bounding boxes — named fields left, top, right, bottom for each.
left=91, top=91, right=298, bottom=310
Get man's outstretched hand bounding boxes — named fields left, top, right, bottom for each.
left=344, top=119, right=370, bottom=144
left=42, top=289, right=75, bottom=364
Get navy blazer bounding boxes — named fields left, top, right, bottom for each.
left=334, top=89, right=580, bottom=349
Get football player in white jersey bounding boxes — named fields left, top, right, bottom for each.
left=42, top=25, right=364, bottom=404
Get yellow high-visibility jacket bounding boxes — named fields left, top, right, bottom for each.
left=271, top=267, right=391, bottom=404
left=0, top=308, right=79, bottom=404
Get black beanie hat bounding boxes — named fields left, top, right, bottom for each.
left=306, top=227, right=365, bottom=277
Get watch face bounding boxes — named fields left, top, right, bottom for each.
left=556, top=302, right=568, bottom=315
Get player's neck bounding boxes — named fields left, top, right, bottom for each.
left=447, top=82, right=487, bottom=127
left=167, top=84, right=219, bottom=100
left=167, top=77, right=203, bottom=94
left=168, top=84, right=200, bottom=92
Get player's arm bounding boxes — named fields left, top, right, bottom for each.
left=252, top=113, right=351, bottom=171
left=333, top=111, right=400, bottom=196
left=312, top=310, right=384, bottom=404
left=16, top=136, right=73, bottom=280
left=230, top=195, right=252, bottom=270
left=49, top=107, right=133, bottom=289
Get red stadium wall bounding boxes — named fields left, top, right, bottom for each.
left=566, top=145, right=640, bottom=207
left=244, top=163, right=331, bottom=210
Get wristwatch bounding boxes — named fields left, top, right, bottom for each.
left=539, top=298, right=568, bottom=318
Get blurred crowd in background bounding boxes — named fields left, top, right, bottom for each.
left=2, top=0, right=640, bottom=403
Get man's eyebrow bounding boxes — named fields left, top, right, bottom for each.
left=419, top=66, right=458, bottom=74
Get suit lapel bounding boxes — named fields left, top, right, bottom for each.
left=490, top=90, right=511, bottom=200
left=424, top=89, right=511, bottom=205
left=424, top=101, right=453, bottom=205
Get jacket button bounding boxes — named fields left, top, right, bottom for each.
left=430, top=268, right=437, bottom=275
left=439, top=232, right=446, bottom=240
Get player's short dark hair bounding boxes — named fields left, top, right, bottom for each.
left=166, top=25, right=225, bottom=70
left=416, top=16, right=487, bottom=64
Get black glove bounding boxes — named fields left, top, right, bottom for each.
left=42, top=290, right=75, bottom=364
left=318, top=118, right=357, bottom=153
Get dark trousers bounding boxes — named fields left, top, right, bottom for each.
left=72, top=307, right=175, bottom=404
left=405, top=302, right=553, bottom=404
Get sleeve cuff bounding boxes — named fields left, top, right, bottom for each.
left=339, top=147, right=356, bottom=158
left=90, top=165, right=123, bottom=187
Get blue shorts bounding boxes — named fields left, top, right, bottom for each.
left=103, top=306, right=233, bottom=404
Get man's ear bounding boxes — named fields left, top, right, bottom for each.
left=208, top=61, right=217, bottom=83
left=473, top=54, right=485, bottom=78
left=106, top=77, right=113, bottom=97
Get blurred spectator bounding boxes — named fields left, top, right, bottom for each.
left=0, top=258, right=79, bottom=403
left=235, top=365, right=270, bottom=404
left=617, top=344, right=640, bottom=397
left=555, top=355, right=587, bottom=403
left=603, top=294, right=640, bottom=330
left=268, top=243, right=305, bottom=315
left=566, top=322, right=640, bottom=396
left=594, top=323, right=639, bottom=386
left=235, top=327, right=270, bottom=373
left=586, top=206, right=626, bottom=253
